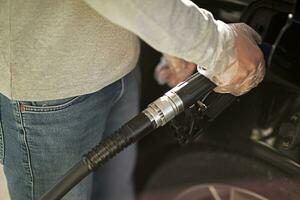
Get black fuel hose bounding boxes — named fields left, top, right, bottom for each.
left=39, top=72, right=216, bottom=200
left=40, top=113, right=154, bottom=200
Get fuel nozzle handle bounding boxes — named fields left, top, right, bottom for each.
left=175, top=73, right=216, bottom=108
left=143, top=72, right=216, bottom=128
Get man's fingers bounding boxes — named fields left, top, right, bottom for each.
left=155, top=55, right=196, bottom=87
left=206, top=23, right=265, bottom=96
left=214, top=60, right=265, bottom=96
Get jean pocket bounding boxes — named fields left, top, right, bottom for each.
left=19, top=95, right=82, bottom=113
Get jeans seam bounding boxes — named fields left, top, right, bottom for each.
left=0, top=102, right=4, bottom=165
left=20, top=96, right=81, bottom=113
left=112, top=78, right=125, bottom=106
left=17, top=102, right=35, bottom=200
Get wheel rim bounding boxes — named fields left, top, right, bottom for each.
left=174, top=184, right=269, bottom=200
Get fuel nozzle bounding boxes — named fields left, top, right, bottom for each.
left=143, top=72, right=216, bottom=128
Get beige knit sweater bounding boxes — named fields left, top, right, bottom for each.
left=0, top=0, right=232, bottom=100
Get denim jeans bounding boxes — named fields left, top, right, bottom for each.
left=0, top=69, right=140, bottom=200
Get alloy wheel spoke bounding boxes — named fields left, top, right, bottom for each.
left=208, top=186, right=222, bottom=200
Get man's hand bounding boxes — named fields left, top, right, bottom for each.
left=155, top=54, right=196, bottom=87
left=201, top=23, right=265, bottom=96
left=155, top=24, right=265, bottom=95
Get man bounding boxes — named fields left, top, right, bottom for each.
left=0, top=0, right=265, bottom=199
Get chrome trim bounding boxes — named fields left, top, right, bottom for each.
left=142, top=91, right=184, bottom=128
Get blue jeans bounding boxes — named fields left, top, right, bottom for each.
left=0, top=69, right=140, bottom=200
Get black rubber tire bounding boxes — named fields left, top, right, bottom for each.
left=139, top=145, right=300, bottom=200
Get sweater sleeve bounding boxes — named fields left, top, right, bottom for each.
left=83, top=0, right=235, bottom=74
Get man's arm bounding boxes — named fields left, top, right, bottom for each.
left=84, top=0, right=265, bottom=96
